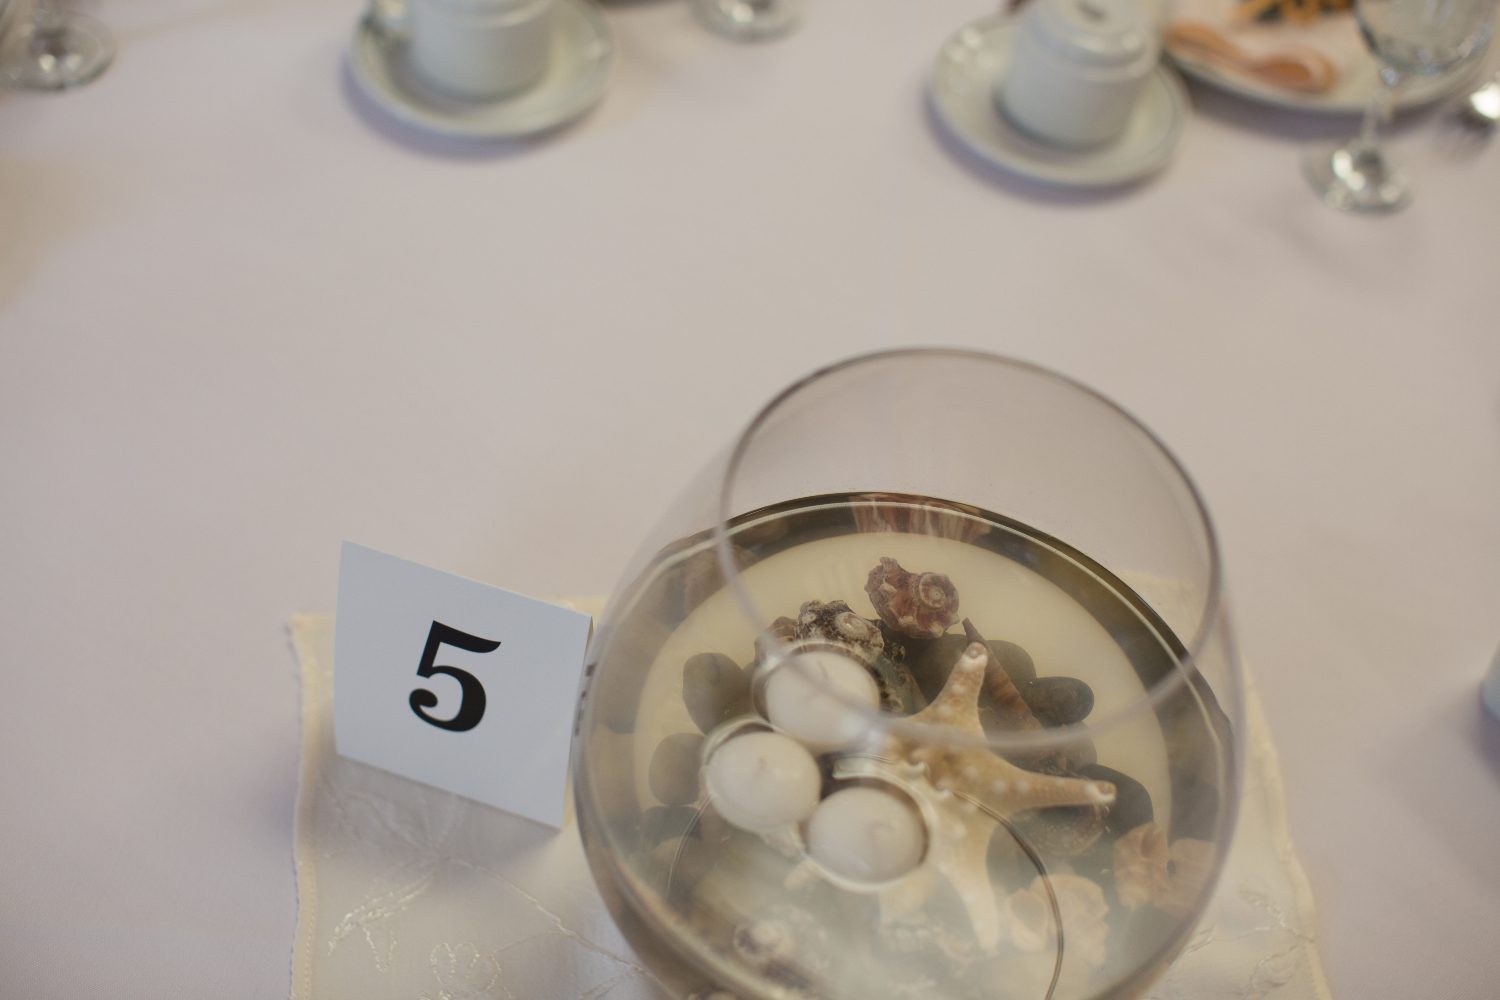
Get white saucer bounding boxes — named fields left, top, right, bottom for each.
left=348, top=0, right=613, bottom=141
left=928, top=15, right=1189, bottom=188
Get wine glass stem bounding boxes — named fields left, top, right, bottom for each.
left=33, top=0, right=66, bottom=33
left=1356, top=65, right=1401, bottom=153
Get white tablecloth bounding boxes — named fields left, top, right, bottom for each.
left=2, top=0, right=1498, bottom=997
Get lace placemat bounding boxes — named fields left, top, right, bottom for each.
left=289, top=612, right=1333, bottom=1000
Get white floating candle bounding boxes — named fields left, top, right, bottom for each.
left=763, top=649, right=879, bottom=753
left=806, top=786, right=927, bottom=885
left=702, top=730, right=822, bottom=833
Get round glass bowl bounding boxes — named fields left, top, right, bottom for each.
left=573, top=349, right=1242, bottom=1000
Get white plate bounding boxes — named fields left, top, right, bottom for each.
left=1169, top=38, right=1476, bottom=115
left=348, top=0, right=613, bottom=141
left=928, top=15, right=1189, bottom=189
left=1164, top=2, right=1481, bottom=115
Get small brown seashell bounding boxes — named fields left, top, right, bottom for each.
left=1156, top=836, right=1217, bottom=917
left=1112, top=821, right=1214, bottom=916
left=1113, top=821, right=1170, bottom=911
left=1004, top=872, right=1111, bottom=968
left=793, top=600, right=886, bottom=658
left=865, top=558, right=960, bottom=639
left=962, top=619, right=1041, bottom=731
left=754, top=616, right=799, bottom=665
left=731, top=903, right=829, bottom=992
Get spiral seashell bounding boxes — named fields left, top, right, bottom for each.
left=866, top=558, right=960, bottom=639
left=794, top=599, right=886, bottom=657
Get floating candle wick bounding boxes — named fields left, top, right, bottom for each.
left=763, top=649, right=880, bottom=753
left=806, top=786, right=927, bottom=885
left=702, top=730, right=822, bottom=833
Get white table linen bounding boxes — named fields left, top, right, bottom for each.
left=2, top=0, right=1499, bottom=997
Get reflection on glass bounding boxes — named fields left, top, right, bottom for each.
left=573, top=350, right=1245, bottom=1000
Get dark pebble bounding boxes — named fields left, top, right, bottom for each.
left=987, top=639, right=1037, bottom=685
left=908, top=635, right=1037, bottom=702
left=907, top=635, right=969, bottom=701
left=641, top=805, right=700, bottom=846
left=653, top=835, right=712, bottom=898
left=649, top=732, right=705, bottom=805
left=1012, top=803, right=1107, bottom=858
left=1022, top=676, right=1094, bottom=726
left=869, top=654, right=925, bottom=715
left=683, top=652, right=752, bottom=734
left=1061, top=732, right=1098, bottom=770
left=1082, top=763, right=1153, bottom=835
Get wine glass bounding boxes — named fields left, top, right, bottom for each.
left=573, top=350, right=1243, bottom=999
left=1305, top=0, right=1496, bottom=213
left=692, top=0, right=800, bottom=42
left=0, top=0, right=114, bottom=91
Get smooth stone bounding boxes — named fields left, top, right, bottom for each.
left=988, top=639, right=1038, bottom=685
left=906, top=634, right=968, bottom=702
left=1057, top=731, right=1098, bottom=771
left=1023, top=675, right=1094, bottom=726
left=1081, top=763, right=1153, bottom=835
left=1012, top=803, right=1106, bottom=858
left=651, top=835, right=713, bottom=897
left=684, top=652, right=752, bottom=734
left=869, top=653, right=925, bottom=716
left=908, top=635, right=1038, bottom=703
left=641, top=804, right=700, bottom=845
left=649, top=732, right=706, bottom=805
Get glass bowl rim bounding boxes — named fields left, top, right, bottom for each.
left=710, top=346, right=1231, bottom=753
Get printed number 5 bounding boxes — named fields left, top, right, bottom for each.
left=410, top=620, right=500, bottom=732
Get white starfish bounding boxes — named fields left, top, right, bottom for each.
left=785, top=643, right=1116, bottom=953
left=884, top=643, right=1116, bottom=816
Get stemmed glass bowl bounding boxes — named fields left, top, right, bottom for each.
left=573, top=349, right=1243, bottom=1000
left=692, top=0, right=799, bottom=41
left=0, top=0, right=114, bottom=91
left=1305, top=0, right=1496, bottom=212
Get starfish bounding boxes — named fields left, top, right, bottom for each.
left=883, top=642, right=1116, bottom=816
left=878, top=643, right=1116, bottom=949
left=782, top=642, right=1116, bottom=952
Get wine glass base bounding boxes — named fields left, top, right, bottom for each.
left=0, top=15, right=115, bottom=91
left=693, top=0, right=799, bottom=41
left=1303, top=140, right=1411, bottom=213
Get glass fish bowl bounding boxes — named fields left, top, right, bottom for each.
left=572, top=349, right=1242, bottom=1000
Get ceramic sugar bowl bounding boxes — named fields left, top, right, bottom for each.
left=999, top=0, right=1160, bottom=148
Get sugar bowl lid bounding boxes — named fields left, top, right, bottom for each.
left=1022, top=0, right=1158, bottom=69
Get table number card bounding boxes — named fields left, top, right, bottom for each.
left=333, top=542, right=593, bottom=828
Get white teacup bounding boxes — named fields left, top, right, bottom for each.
left=998, top=0, right=1160, bottom=149
left=406, top=0, right=555, bottom=101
